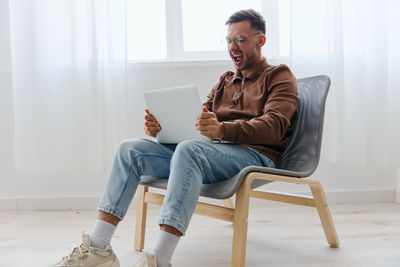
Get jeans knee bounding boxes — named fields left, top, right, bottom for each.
left=175, top=140, right=201, bottom=155
left=117, top=139, right=148, bottom=156
left=174, top=140, right=208, bottom=164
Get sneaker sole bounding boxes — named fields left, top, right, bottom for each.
left=96, top=261, right=120, bottom=267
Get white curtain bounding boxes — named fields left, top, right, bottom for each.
left=9, top=0, right=127, bottom=171
left=286, top=0, right=400, bottom=169
left=8, top=0, right=400, bottom=172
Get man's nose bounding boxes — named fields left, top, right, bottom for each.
left=228, top=40, right=239, bottom=50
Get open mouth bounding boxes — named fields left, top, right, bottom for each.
left=232, top=53, right=244, bottom=65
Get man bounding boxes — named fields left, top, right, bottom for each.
left=51, top=9, right=299, bottom=267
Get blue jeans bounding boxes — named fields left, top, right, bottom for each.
left=97, top=139, right=275, bottom=235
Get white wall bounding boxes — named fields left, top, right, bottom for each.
left=0, top=0, right=396, bottom=210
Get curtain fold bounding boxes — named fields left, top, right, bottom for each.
left=9, top=0, right=127, bottom=171
left=287, top=0, right=400, bottom=169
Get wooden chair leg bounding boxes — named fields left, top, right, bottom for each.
left=134, top=184, right=148, bottom=251
left=309, top=182, right=340, bottom=248
left=231, top=179, right=251, bottom=267
left=223, top=197, right=234, bottom=209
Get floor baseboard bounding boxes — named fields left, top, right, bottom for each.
left=0, top=189, right=396, bottom=211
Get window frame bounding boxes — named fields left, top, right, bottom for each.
left=129, top=0, right=284, bottom=63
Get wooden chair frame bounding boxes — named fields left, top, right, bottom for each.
left=134, top=172, right=339, bottom=267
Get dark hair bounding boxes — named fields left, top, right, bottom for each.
left=225, top=9, right=266, bottom=34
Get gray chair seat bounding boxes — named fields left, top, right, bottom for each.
left=140, top=166, right=301, bottom=200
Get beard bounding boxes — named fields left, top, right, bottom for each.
left=235, top=48, right=259, bottom=71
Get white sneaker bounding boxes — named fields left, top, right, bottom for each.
left=50, top=232, right=120, bottom=267
left=133, top=251, right=172, bottom=267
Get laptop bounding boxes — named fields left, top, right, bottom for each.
left=143, top=85, right=211, bottom=144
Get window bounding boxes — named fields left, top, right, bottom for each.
left=181, top=0, right=262, bottom=52
left=127, top=0, right=290, bottom=61
left=127, top=0, right=167, bottom=60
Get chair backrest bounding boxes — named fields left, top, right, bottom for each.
left=276, top=75, right=330, bottom=177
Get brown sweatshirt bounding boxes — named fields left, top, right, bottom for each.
left=203, top=58, right=300, bottom=164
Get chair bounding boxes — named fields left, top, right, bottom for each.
left=134, top=75, right=339, bottom=267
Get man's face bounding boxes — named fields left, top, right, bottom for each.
left=227, top=20, right=264, bottom=72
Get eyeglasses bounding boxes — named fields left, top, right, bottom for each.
left=225, top=32, right=261, bottom=47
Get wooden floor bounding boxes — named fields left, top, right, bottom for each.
left=1, top=201, right=400, bottom=267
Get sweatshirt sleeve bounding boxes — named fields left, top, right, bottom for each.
left=222, top=65, right=299, bottom=145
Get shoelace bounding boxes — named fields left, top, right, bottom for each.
left=62, top=245, right=88, bottom=260
left=62, top=232, right=89, bottom=261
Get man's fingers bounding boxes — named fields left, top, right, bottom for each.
left=200, top=112, right=215, bottom=119
left=145, top=121, right=159, bottom=127
left=145, top=108, right=159, bottom=122
left=197, top=111, right=216, bottom=120
left=145, top=126, right=159, bottom=138
left=196, top=126, right=210, bottom=132
left=145, top=114, right=157, bottom=122
left=144, top=107, right=161, bottom=138
left=146, top=126, right=160, bottom=132
left=196, top=117, right=218, bottom=126
left=145, top=108, right=154, bottom=117
left=196, top=124, right=219, bottom=131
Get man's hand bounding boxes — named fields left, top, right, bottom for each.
left=195, top=106, right=224, bottom=140
left=144, top=108, right=161, bottom=138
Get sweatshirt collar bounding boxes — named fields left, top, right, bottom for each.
left=232, top=57, right=269, bottom=84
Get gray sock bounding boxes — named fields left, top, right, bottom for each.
left=90, top=219, right=116, bottom=249
left=151, top=230, right=180, bottom=267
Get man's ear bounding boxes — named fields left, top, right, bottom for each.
left=258, top=34, right=266, bottom=47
